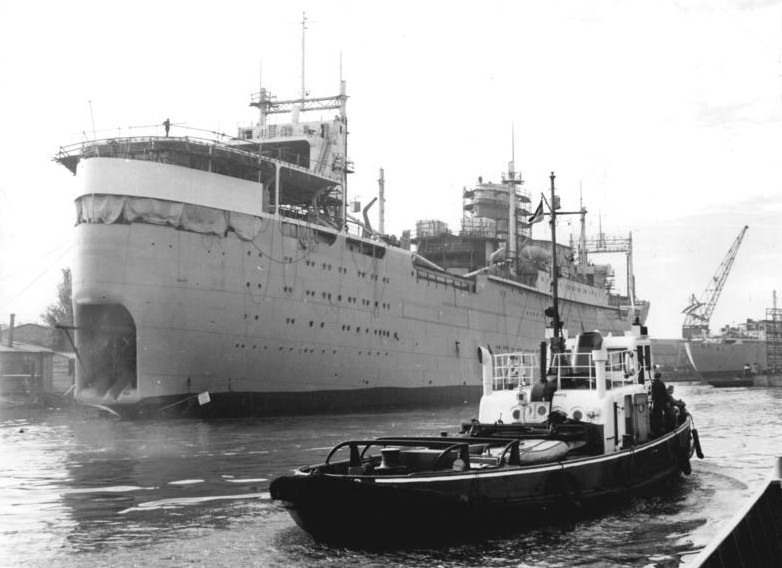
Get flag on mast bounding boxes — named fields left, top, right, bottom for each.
left=527, top=199, right=545, bottom=225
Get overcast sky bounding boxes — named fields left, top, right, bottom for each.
left=0, top=0, right=780, bottom=338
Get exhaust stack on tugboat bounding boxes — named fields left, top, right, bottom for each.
left=270, top=173, right=702, bottom=545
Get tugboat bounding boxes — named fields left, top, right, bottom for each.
left=270, top=174, right=703, bottom=544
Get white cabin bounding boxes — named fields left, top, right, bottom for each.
left=478, top=322, right=654, bottom=454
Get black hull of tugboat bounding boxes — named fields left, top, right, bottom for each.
left=270, top=420, right=694, bottom=544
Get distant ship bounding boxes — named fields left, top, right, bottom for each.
left=686, top=307, right=782, bottom=386
left=681, top=226, right=782, bottom=386
left=55, top=78, right=647, bottom=418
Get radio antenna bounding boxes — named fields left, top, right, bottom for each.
left=300, top=11, right=307, bottom=106
left=88, top=99, right=96, bottom=139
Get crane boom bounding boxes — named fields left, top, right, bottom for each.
left=682, top=225, right=749, bottom=339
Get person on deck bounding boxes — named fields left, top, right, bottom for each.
left=667, top=384, right=688, bottom=425
left=650, top=367, right=676, bottom=436
left=163, top=118, right=171, bottom=137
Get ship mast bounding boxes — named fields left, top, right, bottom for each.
left=249, top=15, right=351, bottom=229
left=548, top=172, right=564, bottom=352
left=504, top=126, right=522, bottom=273
left=378, top=168, right=385, bottom=234
left=300, top=11, right=307, bottom=106
left=578, top=183, right=587, bottom=266
left=340, top=52, right=348, bottom=229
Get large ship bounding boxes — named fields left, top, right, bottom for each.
left=681, top=226, right=782, bottom=385
left=55, top=79, right=648, bottom=418
left=686, top=307, right=782, bottom=385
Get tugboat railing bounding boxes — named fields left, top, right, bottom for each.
left=491, top=352, right=538, bottom=390
left=323, top=436, right=545, bottom=467
left=552, top=349, right=637, bottom=391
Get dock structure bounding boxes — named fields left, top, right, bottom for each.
left=692, top=458, right=782, bottom=567
left=0, top=318, right=75, bottom=407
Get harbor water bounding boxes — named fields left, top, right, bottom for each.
left=2, top=381, right=781, bottom=568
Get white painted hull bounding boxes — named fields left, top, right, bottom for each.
left=69, top=159, right=645, bottom=416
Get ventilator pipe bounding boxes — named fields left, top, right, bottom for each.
left=464, top=247, right=508, bottom=278
left=479, top=347, right=493, bottom=397
left=412, top=252, right=447, bottom=273
left=362, top=197, right=378, bottom=234
left=462, top=265, right=491, bottom=278
left=489, top=246, right=506, bottom=263
left=593, top=346, right=608, bottom=399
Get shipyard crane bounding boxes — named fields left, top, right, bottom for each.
left=681, top=225, right=749, bottom=339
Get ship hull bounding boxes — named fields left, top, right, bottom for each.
left=95, top=386, right=479, bottom=419
left=69, top=159, right=646, bottom=418
left=270, top=420, right=694, bottom=545
left=685, top=340, right=767, bottom=381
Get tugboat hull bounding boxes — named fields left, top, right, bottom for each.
left=271, top=420, right=694, bottom=544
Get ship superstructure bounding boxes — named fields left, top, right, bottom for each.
left=414, top=178, right=641, bottom=317
left=55, top=77, right=648, bottom=417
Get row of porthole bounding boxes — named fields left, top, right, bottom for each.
left=151, top=241, right=267, bottom=260
left=340, top=324, right=399, bottom=339
left=356, top=271, right=388, bottom=282
left=230, top=342, right=393, bottom=358
left=303, top=260, right=349, bottom=274
left=267, top=317, right=400, bottom=338
left=301, top=289, right=391, bottom=310
left=302, top=259, right=384, bottom=280
left=205, top=248, right=227, bottom=256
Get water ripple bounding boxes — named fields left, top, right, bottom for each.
left=1, top=385, right=779, bottom=567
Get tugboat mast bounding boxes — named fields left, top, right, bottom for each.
left=542, top=173, right=589, bottom=352
left=549, top=172, right=564, bottom=352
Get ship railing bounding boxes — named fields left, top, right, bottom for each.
left=57, top=133, right=252, bottom=161
left=552, top=350, right=636, bottom=391
left=58, top=122, right=241, bottom=152
left=492, top=352, right=538, bottom=390
left=56, top=132, right=324, bottom=179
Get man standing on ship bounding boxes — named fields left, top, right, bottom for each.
left=651, top=366, right=676, bottom=435
left=163, top=118, right=171, bottom=137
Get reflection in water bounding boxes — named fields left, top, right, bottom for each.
left=1, top=383, right=781, bottom=567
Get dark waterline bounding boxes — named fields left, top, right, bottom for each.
left=2, top=382, right=780, bottom=567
